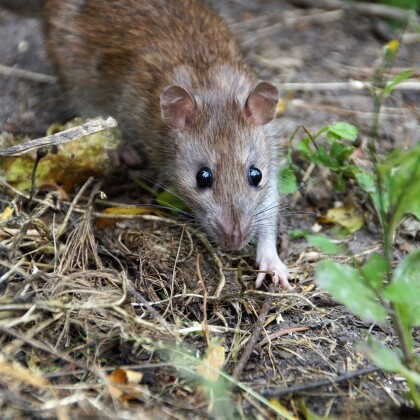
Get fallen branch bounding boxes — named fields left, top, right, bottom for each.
left=258, top=326, right=310, bottom=347
left=233, top=282, right=276, bottom=380
left=261, top=366, right=378, bottom=397
left=286, top=0, right=419, bottom=23
left=0, top=64, right=56, bottom=84
left=279, top=80, right=420, bottom=92
left=0, top=116, right=118, bottom=156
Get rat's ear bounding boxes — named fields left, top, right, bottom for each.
left=244, top=81, right=279, bottom=125
left=160, top=85, right=197, bottom=130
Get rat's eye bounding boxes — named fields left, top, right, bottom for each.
left=196, top=167, right=213, bottom=189
left=248, top=166, right=262, bottom=187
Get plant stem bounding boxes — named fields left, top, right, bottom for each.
left=391, top=304, right=414, bottom=366
left=406, top=377, right=420, bottom=411
left=368, top=61, right=414, bottom=370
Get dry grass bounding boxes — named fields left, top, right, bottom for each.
left=0, top=173, right=411, bottom=419
left=1, top=0, right=420, bottom=416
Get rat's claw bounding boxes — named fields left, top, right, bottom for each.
left=256, top=254, right=290, bottom=289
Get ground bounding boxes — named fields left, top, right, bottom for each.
left=0, top=0, right=419, bottom=419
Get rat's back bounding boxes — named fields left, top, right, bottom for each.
left=41, top=0, right=243, bottom=114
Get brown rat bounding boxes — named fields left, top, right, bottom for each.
left=1, top=0, right=290, bottom=289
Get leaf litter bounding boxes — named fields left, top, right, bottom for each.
left=0, top=118, right=416, bottom=419
left=1, top=0, right=420, bottom=417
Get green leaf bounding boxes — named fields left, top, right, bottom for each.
left=330, top=141, right=355, bottom=164
left=351, top=168, right=387, bottom=219
left=327, top=122, right=359, bottom=142
left=288, top=229, right=307, bottom=239
left=353, top=168, right=376, bottom=193
left=400, top=366, right=420, bottom=386
left=358, top=336, right=403, bottom=372
left=359, top=336, right=420, bottom=389
left=383, top=281, right=420, bottom=333
left=307, top=235, right=344, bottom=255
left=379, top=144, right=420, bottom=233
left=331, top=174, right=346, bottom=193
left=362, top=253, right=388, bottom=290
left=392, top=184, right=420, bottom=233
left=383, top=69, right=413, bottom=96
left=409, top=306, right=420, bottom=328
left=326, top=131, right=340, bottom=145
left=384, top=282, right=420, bottom=305
left=313, top=147, right=340, bottom=170
left=295, top=137, right=313, bottom=160
left=386, top=250, right=420, bottom=328
left=156, top=188, right=188, bottom=215
left=316, top=260, right=387, bottom=322
left=278, top=167, right=298, bottom=195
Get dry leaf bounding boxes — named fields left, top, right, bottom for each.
left=126, top=370, right=144, bottom=384
left=0, top=206, right=14, bottom=222
left=270, top=399, right=299, bottom=419
left=108, top=367, right=128, bottom=399
left=321, top=205, right=364, bottom=233
left=196, top=344, right=225, bottom=382
left=0, top=360, right=48, bottom=388
left=0, top=117, right=121, bottom=193
left=275, top=98, right=287, bottom=116
left=38, top=183, right=70, bottom=201
left=264, top=314, right=278, bottom=327
left=108, top=367, right=144, bottom=401
left=96, top=206, right=166, bottom=228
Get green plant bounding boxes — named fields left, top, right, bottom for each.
left=284, top=40, right=420, bottom=409
left=279, top=121, right=359, bottom=195
left=376, top=0, right=420, bottom=12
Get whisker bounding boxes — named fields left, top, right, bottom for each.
left=255, top=201, right=283, bottom=217
left=152, top=202, right=194, bottom=218
left=127, top=170, right=188, bottom=203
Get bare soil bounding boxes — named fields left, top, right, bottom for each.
left=0, top=1, right=419, bottom=419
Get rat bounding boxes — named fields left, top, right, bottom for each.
left=0, top=0, right=291, bottom=289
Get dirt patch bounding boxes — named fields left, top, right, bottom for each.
left=0, top=1, right=419, bottom=418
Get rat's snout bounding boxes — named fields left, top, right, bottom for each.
left=214, top=213, right=251, bottom=251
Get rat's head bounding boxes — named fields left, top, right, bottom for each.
left=160, top=79, right=279, bottom=250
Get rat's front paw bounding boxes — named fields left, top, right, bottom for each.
left=256, top=254, right=290, bottom=290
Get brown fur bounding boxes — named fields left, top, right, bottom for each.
left=3, top=0, right=282, bottom=253
left=42, top=0, right=250, bottom=169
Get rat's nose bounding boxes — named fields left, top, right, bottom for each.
left=215, top=215, right=250, bottom=250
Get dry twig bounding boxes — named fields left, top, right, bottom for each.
left=279, top=80, right=420, bottom=92
left=261, top=366, right=379, bottom=397
left=126, top=281, right=174, bottom=336
left=194, top=231, right=226, bottom=298
left=233, top=282, right=277, bottom=380
left=286, top=0, right=419, bottom=23
left=233, top=202, right=291, bottom=380
left=0, top=116, right=117, bottom=156
left=258, top=326, right=310, bottom=347
left=197, top=254, right=210, bottom=346
left=0, top=64, right=56, bottom=84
